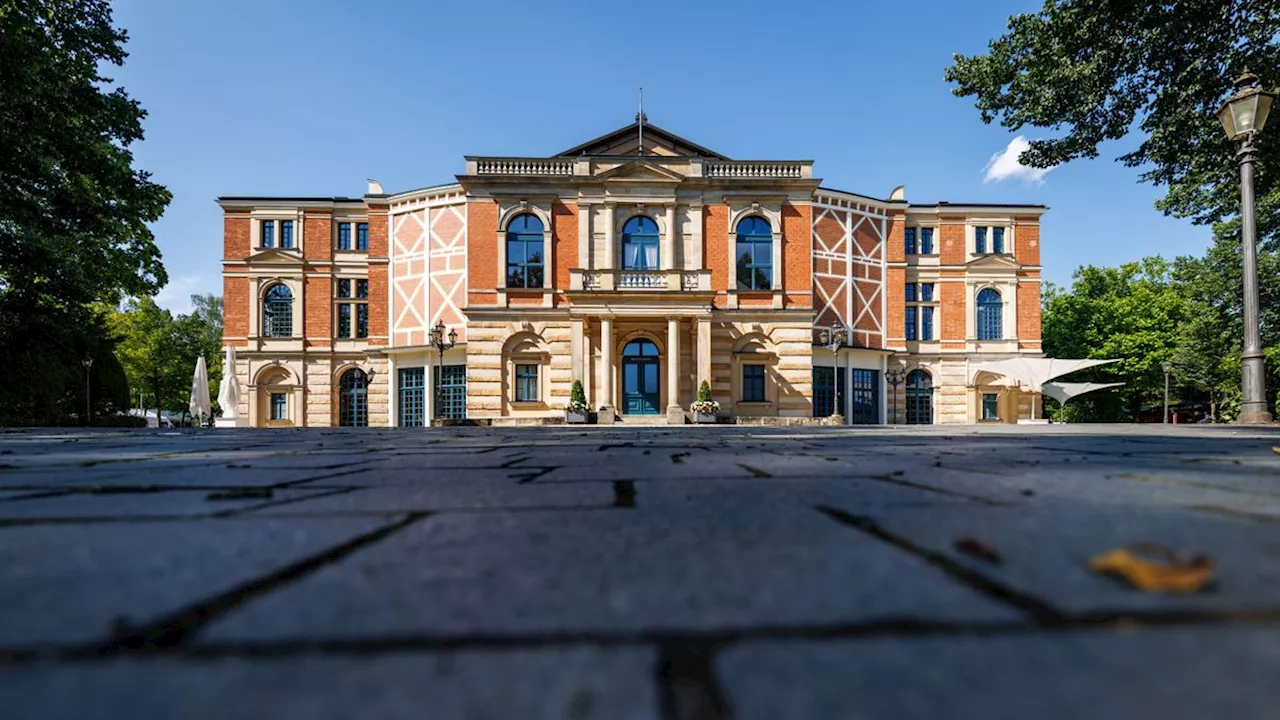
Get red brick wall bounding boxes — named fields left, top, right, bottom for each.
left=782, top=202, right=811, bottom=308
left=304, top=211, right=332, bottom=262
left=1015, top=218, right=1041, bottom=265
left=224, top=215, right=250, bottom=259
left=304, top=276, right=331, bottom=347
left=552, top=201, right=576, bottom=297
left=886, top=267, right=905, bottom=348
left=940, top=280, right=966, bottom=342
left=885, top=212, right=905, bottom=264
left=468, top=200, right=498, bottom=306
left=223, top=275, right=249, bottom=345
left=1018, top=277, right=1042, bottom=346
left=365, top=203, right=389, bottom=346
left=704, top=204, right=728, bottom=307
left=939, top=218, right=967, bottom=265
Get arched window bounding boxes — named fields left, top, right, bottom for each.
left=905, top=369, right=933, bottom=425
left=339, top=369, right=368, bottom=427
left=977, top=288, right=1003, bottom=340
left=505, top=214, right=544, bottom=289
left=621, top=216, right=659, bottom=270
left=263, top=284, right=292, bottom=338
left=735, top=216, right=772, bottom=290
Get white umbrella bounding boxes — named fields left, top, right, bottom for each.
left=217, top=345, right=241, bottom=424
left=189, top=356, right=212, bottom=426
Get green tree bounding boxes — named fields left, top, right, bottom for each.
left=173, top=294, right=223, bottom=417
left=0, top=0, right=170, bottom=425
left=1042, top=258, right=1192, bottom=420
left=946, top=1, right=1280, bottom=236
left=110, top=298, right=185, bottom=424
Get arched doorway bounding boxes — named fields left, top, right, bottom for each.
left=905, top=369, right=933, bottom=425
left=621, top=339, right=660, bottom=415
left=339, top=368, right=368, bottom=427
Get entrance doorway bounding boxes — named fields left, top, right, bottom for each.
left=622, top=339, right=660, bottom=415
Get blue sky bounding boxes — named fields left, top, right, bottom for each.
left=110, top=0, right=1211, bottom=313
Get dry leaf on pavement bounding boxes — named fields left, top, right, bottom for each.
left=1088, top=543, right=1215, bottom=594
left=954, top=537, right=1003, bottom=564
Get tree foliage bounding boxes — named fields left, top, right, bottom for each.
left=0, top=0, right=171, bottom=425
left=947, top=0, right=1280, bottom=237
left=109, top=295, right=223, bottom=422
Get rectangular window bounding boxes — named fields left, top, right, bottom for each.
left=905, top=283, right=917, bottom=302
left=920, top=227, right=934, bottom=254
left=356, top=279, right=368, bottom=298
left=742, top=364, right=766, bottom=402
left=270, top=392, right=287, bottom=420
left=434, top=365, right=467, bottom=420
left=982, top=393, right=1000, bottom=420
left=920, top=283, right=934, bottom=302
left=337, top=304, right=351, bottom=338
left=904, top=227, right=917, bottom=255
left=356, top=304, right=368, bottom=339
left=905, top=306, right=918, bottom=341
left=337, top=279, right=351, bottom=298
left=397, top=368, right=425, bottom=427
left=850, top=369, right=879, bottom=424
left=262, top=220, right=275, bottom=248
left=280, top=220, right=294, bottom=249
left=515, top=364, right=539, bottom=402
left=993, top=227, right=1005, bottom=254
left=356, top=222, right=369, bottom=250
left=975, top=226, right=986, bottom=253
left=921, top=306, right=934, bottom=341
left=813, top=366, right=836, bottom=417
left=337, top=222, right=352, bottom=250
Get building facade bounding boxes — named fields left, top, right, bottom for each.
left=219, top=123, right=1045, bottom=427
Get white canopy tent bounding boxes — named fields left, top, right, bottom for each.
left=216, top=346, right=241, bottom=427
left=969, top=358, right=1119, bottom=420
left=189, top=356, right=212, bottom=426
left=1042, top=381, right=1126, bottom=422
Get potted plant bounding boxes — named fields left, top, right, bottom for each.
left=690, top=380, right=719, bottom=424
left=565, top=379, right=589, bottom=424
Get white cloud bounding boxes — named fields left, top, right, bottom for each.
left=154, top=275, right=207, bottom=314
left=983, top=136, right=1053, bottom=184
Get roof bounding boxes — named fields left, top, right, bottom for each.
left=556, top=121, right=729, bottom=159
left=216, top=196, right=363, bottom=203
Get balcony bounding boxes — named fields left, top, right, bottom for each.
left=569, top=269, right=712, bottom=292
left=463, top=156, right=813, bottom=181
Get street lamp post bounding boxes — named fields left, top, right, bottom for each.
left=817, top=323, right=848, bottom=418
left=81, top=357, right=93, bottom=427
left=886, top=361, right=907, bottom=425
left=1218, top=71, right=1276, bottom=424
left=1162, top=361, right=1173, bottom=424
left=429, top=320, right=457, bottom=424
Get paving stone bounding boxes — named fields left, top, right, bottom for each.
left=0, top=516, right=393, bottom=647
left=0, top=648, right=659, bottom=720
left=245, top=480, right=615, bottom=514
left=835, top=503, right=1280, bottom=614
left=718, top=627, right=1280, bottom=720
left=0, top=488, right=336, bottom=520
left=204, top=503, right=1017, bottom=643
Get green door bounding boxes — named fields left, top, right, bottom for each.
left=622, top=339, right=660, bottom=415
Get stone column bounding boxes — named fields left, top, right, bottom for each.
left=603, top=203, right=616, bottom=270
left=696, top=317, right=711, bottom=392
left=571, top=318, right=584, bottom=382
left=598, top=316, right=615, bottom=424
left=667, top=317, right=684, bottom=424
left=663, top=203, right=677, bottom=271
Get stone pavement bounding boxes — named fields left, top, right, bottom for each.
left=2, top=424, right=1280, bottom=719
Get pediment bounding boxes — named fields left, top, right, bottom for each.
left=245, top=248, right=305, bottom=264
left=557, top=122, right=727, bottom=159
left=595, top=160, right=686, bottom=183
left=965, top=253, right=1021, bottom=270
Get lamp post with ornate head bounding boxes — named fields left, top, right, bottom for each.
left=1218, top=71, right=1275, bottom=424
left=430, top=320, right=458, bottom=423
left=817, top=323, right=848, bottom=418
left=886, top=360, right=907, bottom=425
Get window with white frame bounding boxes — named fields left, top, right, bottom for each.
left=974, top=225, right=1007, bottom=254
left=335, top=278, right=369, bottom=339
left=904, top=282, right=937, bottom=341
left=336, top=221, right=369, bottom=251
left=262, top=284, right=293, bottom=338
left=906, top=226, right=935, bottom=255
